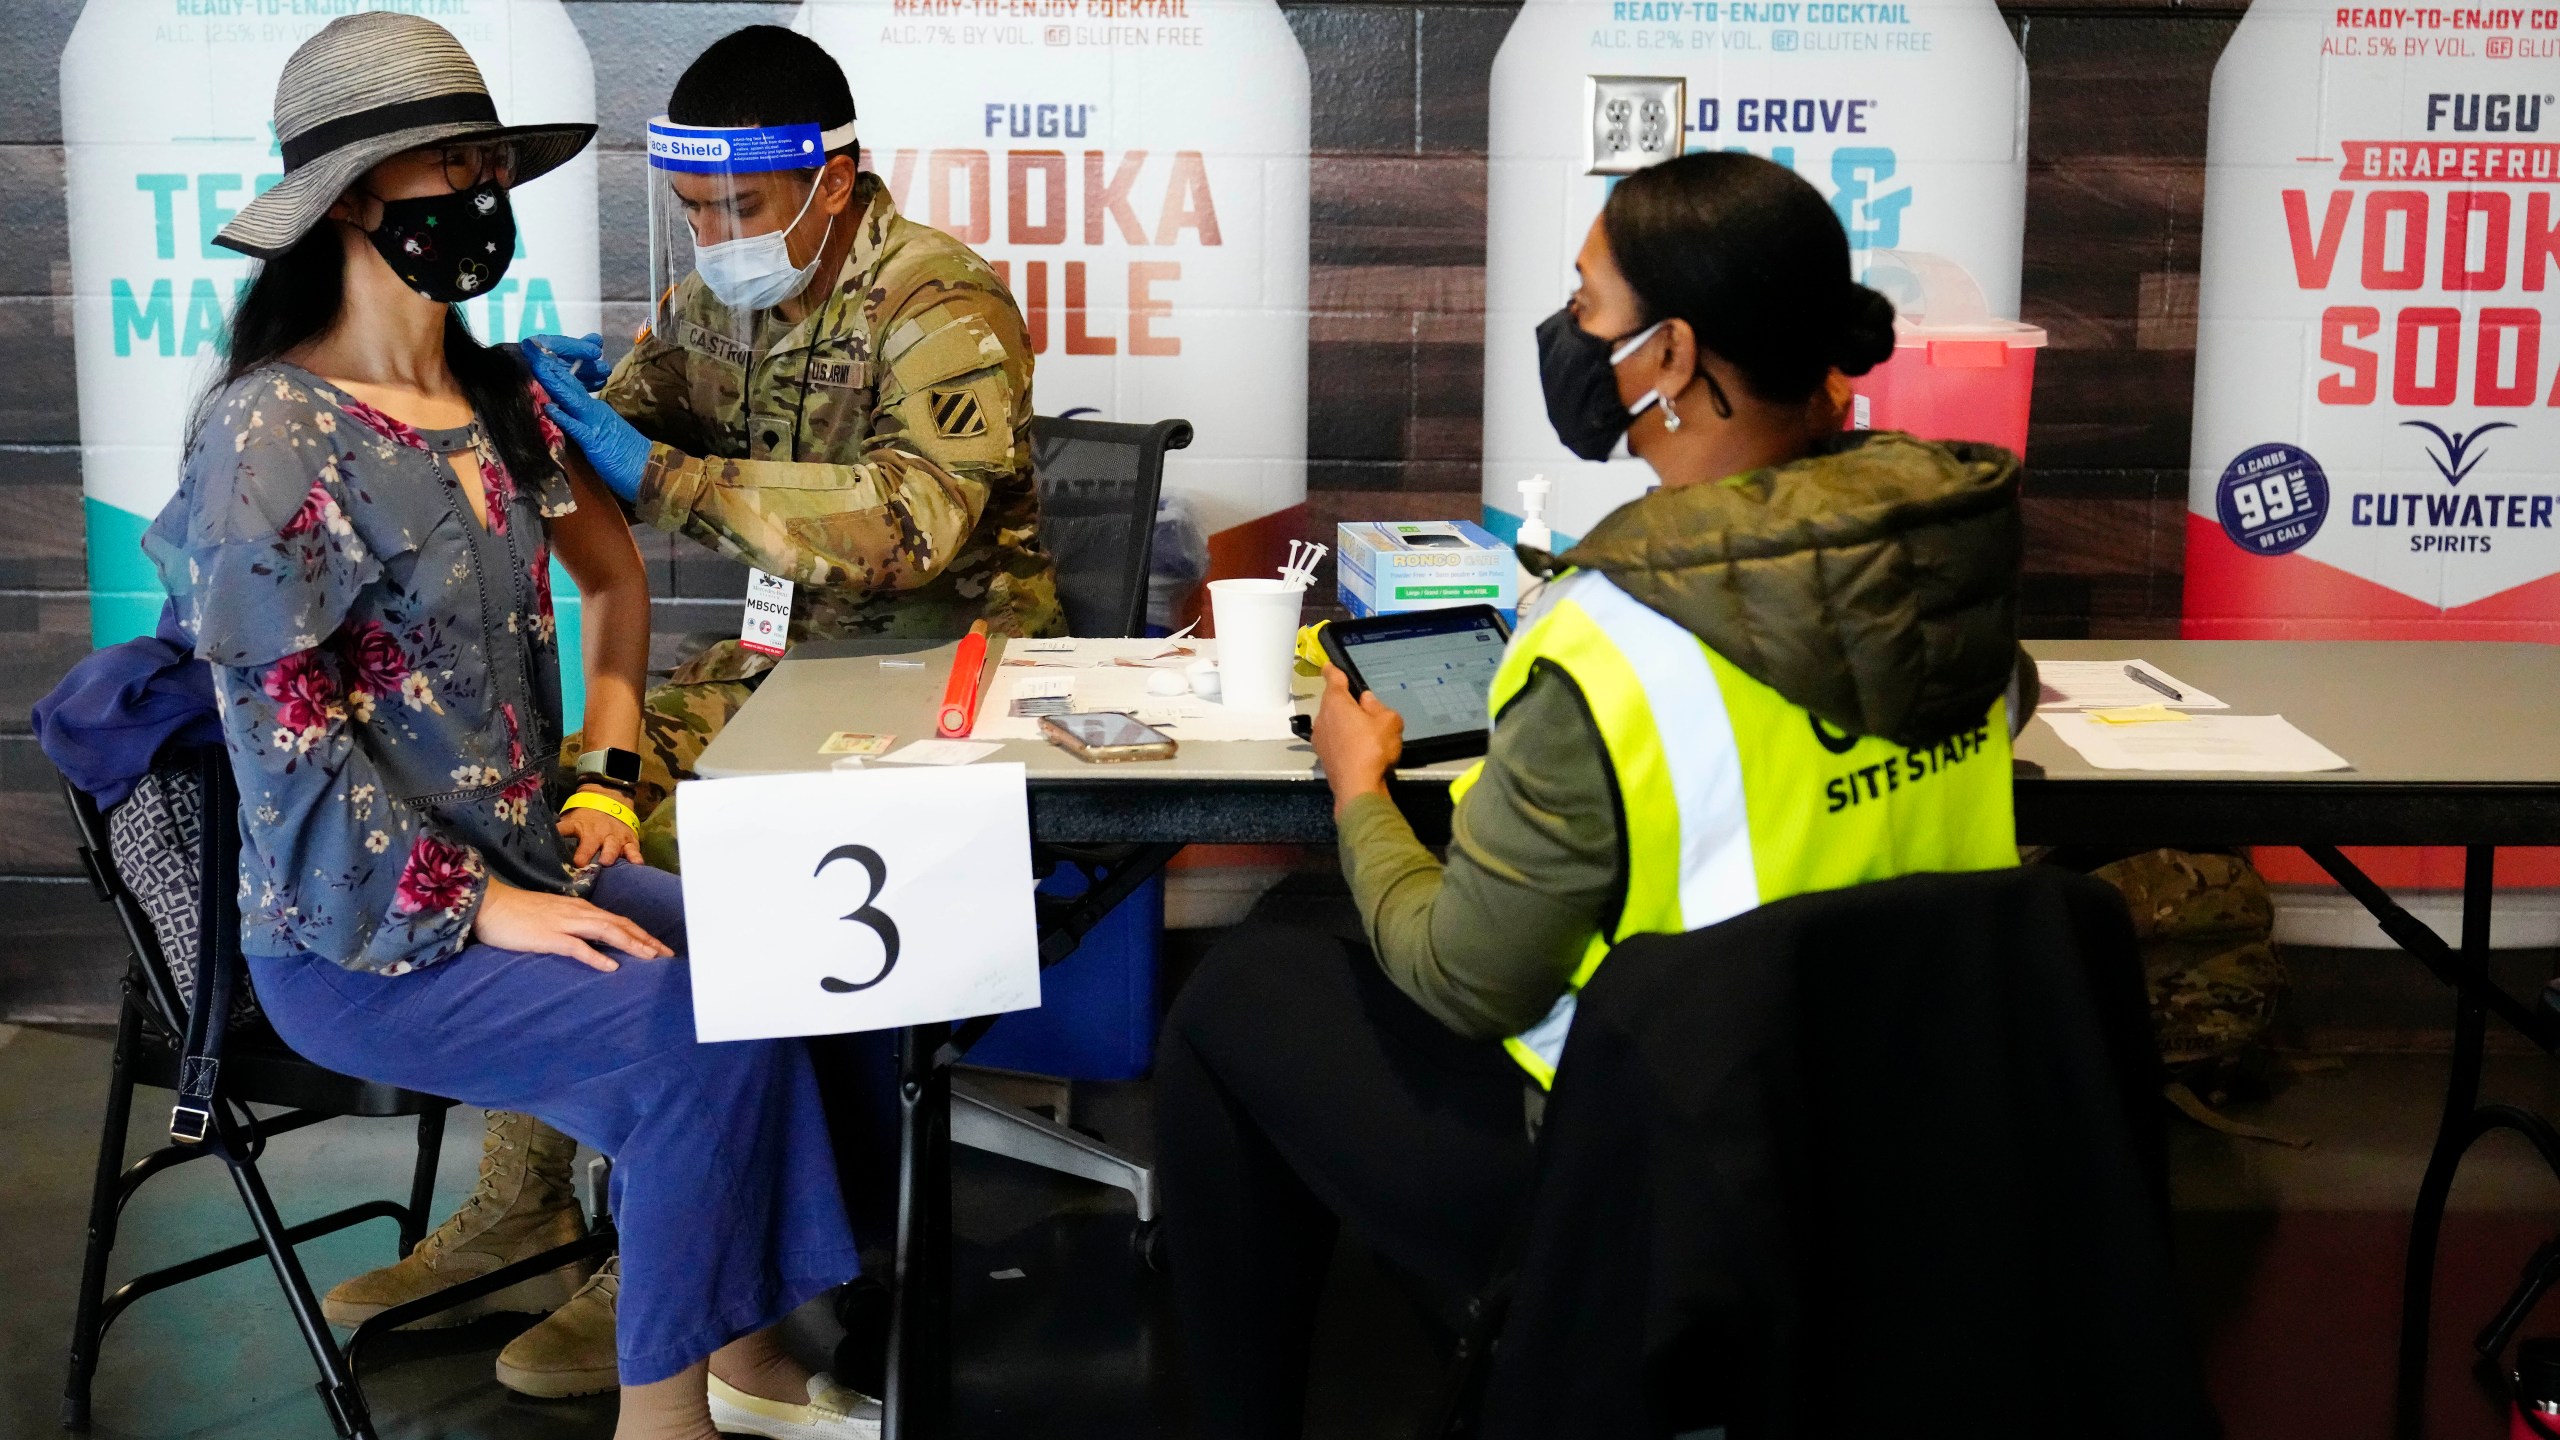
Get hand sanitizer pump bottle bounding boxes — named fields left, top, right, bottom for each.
left=1513, top=476, right=1554, bottom=630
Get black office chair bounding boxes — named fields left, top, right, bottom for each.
left=935, top=415, right=1197, bottom=1245
left=57, top=747, right=613, bottom=1440
left=1031, top=413, right=1193, bottom=638
left=1435, top=867, right=2220, bottom=1440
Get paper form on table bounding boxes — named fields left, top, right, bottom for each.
left=2035, top=661, right=2227, bottom=712
left=2038, top=713, right=2348, bottom=772
left=977, top=640, right=1298, bottom=741
left=878, top=739, right=1003, bottom=767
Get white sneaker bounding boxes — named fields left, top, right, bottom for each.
left=706, top=1370, right=882, bottom=1440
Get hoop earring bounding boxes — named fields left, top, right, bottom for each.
left=1660, top=392, right=1682, bottom=433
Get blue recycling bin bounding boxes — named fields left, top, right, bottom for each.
left=963, top=864, right=1163, bottom=1081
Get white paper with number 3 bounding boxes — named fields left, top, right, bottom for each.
left=675, top=764, right=1040, bottom=1042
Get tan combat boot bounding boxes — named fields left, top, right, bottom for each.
left=322, top=1110, right=593, bottom=1329
left=494, top=1253, right=621, bottom=1397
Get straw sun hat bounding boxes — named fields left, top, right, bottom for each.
left=213, top=12, right=596, bottom=260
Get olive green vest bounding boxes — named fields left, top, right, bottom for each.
left=1459, top=571, right=2020, bottom=1085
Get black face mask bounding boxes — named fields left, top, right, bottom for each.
left=364, top=182, right=516, bottom=305
left=1537, top=307, right=1652, bottom=462
left=1537, top=306, right=1737, bottom=461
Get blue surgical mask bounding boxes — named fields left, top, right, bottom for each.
left=694, top=177, right=832, bottom=311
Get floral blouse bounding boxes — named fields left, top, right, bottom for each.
left=145, top=362, right=585, bottom=975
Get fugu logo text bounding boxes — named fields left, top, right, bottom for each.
left=981, top=102, right=1098, bottom=138
left=2424, top=91, right=2549, bottom=130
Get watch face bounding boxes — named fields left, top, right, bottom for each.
left=584, top=748, right=642, bottom=784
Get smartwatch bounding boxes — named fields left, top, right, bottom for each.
left=575, top=746, right=642, bottom=793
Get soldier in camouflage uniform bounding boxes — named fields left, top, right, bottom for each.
left=538, top=36, right=1061, bottom=867
left=594, top=166, right=1062, bottom=864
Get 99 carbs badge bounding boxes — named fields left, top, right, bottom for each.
left=2214, top=443, right=2328, bottom=556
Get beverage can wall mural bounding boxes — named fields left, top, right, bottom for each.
left=1480, top=0, right=2030, bottom=543
left=2186, top=0, right=2560, bottom=643
left=796, top=0, right=1311, bottom=590
left=2187, top=0, right=2560, bottom=901
left=61, top=0, right=601, bottom=715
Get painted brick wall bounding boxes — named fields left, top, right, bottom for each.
left=3, top=0, right=95, bottom=886
left=0, top=0, right=2241, bottom=879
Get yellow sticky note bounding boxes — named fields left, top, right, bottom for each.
left=2087, top=704, right=2190, bottom=725
left=818, top=731, right=896, bottom=756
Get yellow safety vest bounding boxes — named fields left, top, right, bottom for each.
left=1458, top=571, right=2019, bottom=1086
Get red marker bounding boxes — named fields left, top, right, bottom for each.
left=937, top=619, right=992, bottom=738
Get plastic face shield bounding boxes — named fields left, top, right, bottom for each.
left=644, top=116, right=857, bottom=348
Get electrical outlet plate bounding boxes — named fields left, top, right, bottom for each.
left=1584, top=75, right=1687, bottom=176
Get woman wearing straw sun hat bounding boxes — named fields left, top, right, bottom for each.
left=204, top=17, right=594, bottom=262
left=141, top=14, right=876, bottom=1439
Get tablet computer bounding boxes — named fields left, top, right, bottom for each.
left=1317, top=605, right=1513, bottom=764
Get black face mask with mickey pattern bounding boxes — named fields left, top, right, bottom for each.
left=363, top=181, right=517, bottom=305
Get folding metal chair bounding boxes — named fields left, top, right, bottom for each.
left=57, top=747, right=613, bottom=1439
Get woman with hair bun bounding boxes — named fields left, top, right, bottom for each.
left=1155, top=151, right=2032, bottom=1435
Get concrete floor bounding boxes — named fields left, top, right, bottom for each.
left=0, top=1019, right=1440, bottom=1440
left=11, top=990, right=2560, bottom=1436
left=2161, top=1051, right=2560, bottom=1440
left=2168, top=1050, right=2560, bottom=1213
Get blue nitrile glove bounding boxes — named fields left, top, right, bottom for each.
left=525, top=343, right=650, bottom=503
left=523, top=332, right=611, bottom=389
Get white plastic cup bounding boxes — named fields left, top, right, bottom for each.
left=1208, top=578, right=1303, bottom=712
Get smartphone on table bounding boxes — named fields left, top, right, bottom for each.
left=1041, top=711, right=1179, bottom=763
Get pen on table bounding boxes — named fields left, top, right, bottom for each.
left=938, top=619, right=993, bottom=738
left=2122, top=664, right=2184, bottom=702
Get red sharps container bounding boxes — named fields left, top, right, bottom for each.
left=1850, top=249, right=2046, bottom=462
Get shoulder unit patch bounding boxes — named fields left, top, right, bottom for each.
left=927, top=387, right=988, bottom=439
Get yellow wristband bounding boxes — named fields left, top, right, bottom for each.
left=560, top=791, right=639, bottom=832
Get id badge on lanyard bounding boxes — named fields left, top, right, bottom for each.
left=740, top=568, right=793, bottom=657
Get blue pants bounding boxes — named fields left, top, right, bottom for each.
left=247, top=864, right=861, bottom=1385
